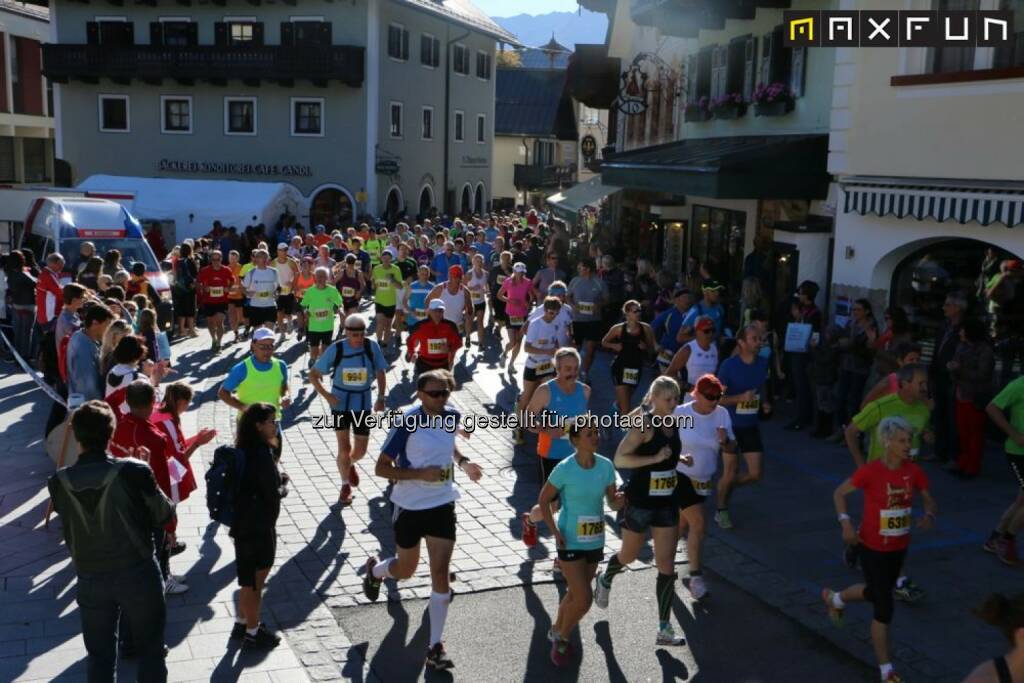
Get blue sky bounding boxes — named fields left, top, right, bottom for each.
left=473, top=0, right=580, bottom=17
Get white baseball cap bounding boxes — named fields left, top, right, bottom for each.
left=429, top=299, right=446, bottom=311
left=252, top=328, right=275, bottom=342
left=513, top=262, right=527, bottom=273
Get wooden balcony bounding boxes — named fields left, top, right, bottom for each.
left=515, top=163, right=578, bottom=190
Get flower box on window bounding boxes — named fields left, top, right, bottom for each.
left=684, top=96, right=711, bottom=122
left=709, top=93, right=747, bottom=120
left=752, top=82, right=795, bottom=117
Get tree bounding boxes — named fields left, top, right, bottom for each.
left=497, top=50, right=522, bottom=68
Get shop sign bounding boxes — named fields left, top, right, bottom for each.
left=158, top=159, right=313, bottom=177
left=376, top=160, right=400, bottom=175
left=460, top=156, right=488, bottom=168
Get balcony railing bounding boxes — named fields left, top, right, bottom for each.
left=515, top=163, right=578, bottom=190
left=43, top=44, right=365, bottom=87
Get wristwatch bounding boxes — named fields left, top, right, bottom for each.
left=837, top=513, right=851, bottom=522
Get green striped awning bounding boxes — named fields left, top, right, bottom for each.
left=841, top=179, right=1024, bottom=228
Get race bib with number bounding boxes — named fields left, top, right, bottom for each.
left=471, top=290, right=484, bottom=304
left=414, top=308, right=427, bottom=319
left=657, top=349, right=673, bottom=366
left=509, top=315, right=525, bottom=326
left=427, top=338, right=447, bottom=355
left=623, top=368, right=640, bottom=385
left=256, top=291, right=272, bottom=299
left=575, top=515, right=604, bottom=544
left=534, top=360, right=554, bottom=375
left=340, top=368, right=368, bottom=386
left=736, top=395, right=760, bottom=415
left=209, top=286, right=224, bottom=298
left=497, top=275, right=507, bottom=285
left=879, top=507, right=911, bottom=537
left=691, top=478, right=713, bottom=496
left=376, top=280, right=390, bottom=290
left=314, top=309, right=330, bottom=320
left=578, top=301, right=595, bottom=315
left=424, top=463, right=454, bottom=488
left=342, top=287, right=356, bottom=298
left=280, top=286, right=292, bottom=295
left=649, top=470, right=676, bottom=496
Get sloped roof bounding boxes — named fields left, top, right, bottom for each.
left=392, top=0, right=519, bottom=45
left=0, top=0, right=49, bottom=22
left=495, top=67, right=575, bottom=139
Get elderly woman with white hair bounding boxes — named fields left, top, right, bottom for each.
left=822, top=416, right=937, bottom=683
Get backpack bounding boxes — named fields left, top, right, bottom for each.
left=328, top=338, right=377, bottom=386
left=205, top=445, right=246, bottom=527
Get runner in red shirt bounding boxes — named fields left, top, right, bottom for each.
left=822, top=415, right=937, bottom=683
left=405, top=299, right=462, bottom=374
left=197, top=250, right=234, bottom=353
left=109, top=380, right=189, bottom=594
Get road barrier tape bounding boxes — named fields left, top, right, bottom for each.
left=0, top=329, right=67, bottom=408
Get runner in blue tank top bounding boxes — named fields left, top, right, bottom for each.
left=403, top=265, right=435, bottom=328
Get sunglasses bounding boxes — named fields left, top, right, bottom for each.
left=254, top=344, right=275, bottom=351
left=346, top=327, right=366, bottom=333
left=422, top=389, right=451, bottom=398
left=701, top=392, right=722, bottom=401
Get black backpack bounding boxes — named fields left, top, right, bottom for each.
left=205, top=445, right=246, bottom=527
left=328, top=338, right=377, bottom=386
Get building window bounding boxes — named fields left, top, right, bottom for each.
left=225, top=97, right=256, bottom=135
left=98, top=95, right=129, bottom=133
left=421, top=106, right=433, bottom=140
left=228, top=21, right=257, bottom=46
left=291, top=97, right=324, bottom=136
left=23, top=138, right=48, bottom=183
left=928, top=0, right=980, bottom=73
left=691, top=205, right=746, bottom=292
left=476, top=114, right=486, bottom=143
left=453, top=44, right=470, bottom=75
left=0, top=137, right=15, bottom=182
left=533, top=140, right=554, bottom=166
left=161, top=96, right=192, bottom=134
left=389, top=102, right=403, bottom=139
left=88, top=18, right=134, bottom=47
left=454, top=110, right=464, bottom=142
left=388, top=24, right=409, bottom=61
left=291, top=18, right=329, bottom=46
left=993, top=0, right=1024, bottom=68
left=476, top=51, right=492, bottom=80
left=158, top=19, right=195, bottom=47
left=421, top=34, right=440, bottom=68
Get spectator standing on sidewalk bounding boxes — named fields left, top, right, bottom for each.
left=785, top=282, right=823, bottom=433
left=828, top=299, right=878, bottom=443
left=35, top=253, right=64, bottom=333
left=930, top=293, right=966, bottom=463
left=949, top=318, right=995, bottom=479
left=48, top=400, right=174, bottom=682
left=67, top=304, right=116, bottom=404
left=229, top=402, right=286, bottom=650
left=5, top=251, right=36, bottom=360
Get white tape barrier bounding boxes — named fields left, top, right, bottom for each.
left=0, top=328, right=68, bottom=408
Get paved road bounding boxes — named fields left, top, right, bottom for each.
left=337, top=565, right=873, bottom=682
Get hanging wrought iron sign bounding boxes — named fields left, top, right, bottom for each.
left=614, top=52, right=684, bottom=116
left=580, top=135, right=598, bottom=160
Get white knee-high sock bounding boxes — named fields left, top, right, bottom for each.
left=372, top=558, right=394, bottom=580
left=428, top=591, right=451, bottom=647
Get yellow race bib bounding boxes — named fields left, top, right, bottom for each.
left=376, top=280, right=390, bottom=290
left=497, top=275, right=507, bottom=285
left=534, top=360, right=554, bottom=375
left=342, top=287, right=356, bottom=298
left=649, top=470, right=676, bottom=496
left=691, top=477, right=713, bottom=496
left=424, top=463, right=454, bottom=487
left=414, top=308, right=427, bottom=319
left=341, top=368, right=368, bottom=386
left=879, top=508, right=911, bottom=537
left=657, top=349, right=673, bottom=366
left=622, top=368, right=640, bottom=385
left=427, top=338, right=448, bottom=355
left=736, top=396, right=760, bottom=415
left=280, top=285, right=291, bottom=295
left=209, top=286, right=224, bottom=298
left=314, top=309, right=330, bottom=320
left=256, top=291, right=272, bottom=299
left=471, top=290, right=485, bottom=304
left=509, top=315, right=525, bottom=326
left=578, top=301, right=595, bottom=315
left=575, top=515, right=604, bottom=543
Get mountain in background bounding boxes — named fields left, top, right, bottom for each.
left=494, top=10, right=608, bottom=52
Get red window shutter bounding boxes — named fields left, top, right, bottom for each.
left=18, top=38, right=43, bottom=116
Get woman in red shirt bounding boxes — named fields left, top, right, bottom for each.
left=822, top=416, right=937, bottom=683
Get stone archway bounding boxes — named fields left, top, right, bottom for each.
left=418, top=185, right=434, bottom=219
left=385, top=186, right=404, bottom=224
left=309, top=186, right=354, bottom=230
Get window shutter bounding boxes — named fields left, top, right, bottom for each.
left=743, top=35, right=756, bottom=100
left=771, top=24, right=787, bottom=83
left=790, top=45, right=806, bottom=97
left=253, top=23, right=264, bottom=47
left=760, top=31, right=772, bottom=85
left=125, top=23, right=135, bottom=45
left=711, top=46, right=727, bottom=99
left=214, top=22, right=227, bottom=47
left=87, top=21, right=100, bottom=45
left=149, top=21, right=163, bottom=46
left=319, top=22, right=332, bottom=47
left=280, top=22, right=294, bottom=47
left=686, top=54, right=698, bottom=104
left=402, top=29, right=409, bottom=60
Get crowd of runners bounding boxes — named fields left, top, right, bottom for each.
left=5, top=208, right=1024, bottom=682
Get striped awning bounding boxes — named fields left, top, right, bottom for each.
left=842, top=180, right=1024, bottom=228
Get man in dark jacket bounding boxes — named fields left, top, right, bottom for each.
left=48, top=400, right=174, bottom=682
left=930, top=293, right=965, bottom=463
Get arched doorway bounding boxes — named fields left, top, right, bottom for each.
left=310, top=187, right=354, bottom=229
left=474, top=183, right=484, bottom=216
left=385, top=186, right=403, bottom=225
left=460, top=185, right=471, bottom=216
left=890, top=238, right=1020, bottom=338
left=418, top=186, right=433, bottom=219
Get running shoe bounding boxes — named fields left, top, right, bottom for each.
left=164, top=577, right=189, bottom=595
left=893, top=579, right=925, bottom=604
left=169, top=541, right=187, bottom=557
left=983, top=531, right=1000, bottom=554
left=243, top=625, right=281, bottom=650
left=230, top=622, right=247, bottom=640
left=822, top=589, right=845, bottom=628
left=550, top=638, right=571, bottom=666
left=883, top=672, right=905, bottom=683
left=349, top=466, right=360, bottom=488
left=655, top=624, right=686, bottom=646
left=425, top=642, right=454, bottom=670
left=997, top=537, right=1020, bottom=566
left=593, top=573, right=611, bottom=609
left=362, top=558, right=382, bottom=602
left=339, top=484, right=354, bottom=507
left=714, top=509, right=733, bottom=530
left=684, top=575, right=708, bottom=601
left=521, top=513, right=538, bottom=547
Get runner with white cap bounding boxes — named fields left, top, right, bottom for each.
left=497, top=262, right=536, bottom=369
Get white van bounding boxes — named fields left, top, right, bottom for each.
left=18, top=197, right=173, bottom=325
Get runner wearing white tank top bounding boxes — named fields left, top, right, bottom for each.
left=466, top=256, right=489, bottom=347
left=664, top=320, right=719, bottom=388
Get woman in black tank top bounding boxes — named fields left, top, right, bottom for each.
left=590, top=377, right=692, bottom=646
left=601, top=300, right=657, bottom=415
left=965, top=593, right=1024, bottom=683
